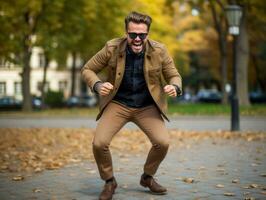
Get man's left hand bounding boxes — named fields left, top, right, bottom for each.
left=163, top=85, right=177, bottom=97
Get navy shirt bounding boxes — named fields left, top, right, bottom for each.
left=113, top=46, right=154, bottom=108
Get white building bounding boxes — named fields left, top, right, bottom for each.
left=0, top=47, right=87, bottom=100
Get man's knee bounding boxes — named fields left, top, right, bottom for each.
left=153, top=140, right=169, bottom=151
left=93, top=139, right=109, bottom=151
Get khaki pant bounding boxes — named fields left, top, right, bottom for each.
left=92, top=101, right=170, bottom=180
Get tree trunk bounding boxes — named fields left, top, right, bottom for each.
left=209, top=1, right=228, bottom=104
left=41, top=55, right=49, bottom=109
left=251, top=53, right=265, bottom=91
left=236, top=9, right=250, bottom=106
left=22, top=35, right=32, bottom=112
left=71, top=52, right=77, bottom=96
left=220, top=34, right=229, bottom=104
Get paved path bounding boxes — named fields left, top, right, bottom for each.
left=1, top=116, right=266, bottom=131
left=0, top=138, right=265, bottom=200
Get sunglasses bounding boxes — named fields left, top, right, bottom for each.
left=128, top=32, right=148, bottom=40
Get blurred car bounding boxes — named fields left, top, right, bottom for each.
left=0, top=96, right=22, bottom=110
left=32, top=96, right=42, bottom=109
left=79, top=95, right=97, bottom=107
left=196, top=89, right=222, bottom=103
left=65, top=96, right=80, bottom=107
left=249, top=91, right=266, bottom=103
left=65, top=95, right=98, bottom=107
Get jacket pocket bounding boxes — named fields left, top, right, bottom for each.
left=148, top=67, right=161, bottom=83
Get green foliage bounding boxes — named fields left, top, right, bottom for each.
left=1, top=0, right=266, bottom=94
left=168, top=103, right=266, bottom=116
left=44, top=90, right=64, bottom=108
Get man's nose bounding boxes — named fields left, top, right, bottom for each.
left=135, top=35, right=141, bottom=41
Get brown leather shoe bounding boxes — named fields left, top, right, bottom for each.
left=99, top=178, right=117, bottom=200
left=140, top=174, right=167, bottom=194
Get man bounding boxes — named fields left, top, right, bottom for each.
left=81, top=11, right=182, bottom=200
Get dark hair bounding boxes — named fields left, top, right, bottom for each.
left=125, top=11, right=152, bottom=32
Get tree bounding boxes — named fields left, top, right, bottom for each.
left=0, top=0, right=56, bottom=111
left=35, top=0, right=64, bottom=108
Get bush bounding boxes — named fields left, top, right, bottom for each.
left=44, top=90, right=64, bottom=108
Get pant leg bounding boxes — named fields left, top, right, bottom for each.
left=132, top=105, right=170, bottom=176
left=93, top=102, right=130, bottom=180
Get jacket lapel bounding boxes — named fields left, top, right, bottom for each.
left=115, top=39, right=127, bottom=87
left=144, top=40, right=155, bottom=84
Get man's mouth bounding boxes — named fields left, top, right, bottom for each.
left=133, top=43, right=142, bottom=47
left=131, top=42, right=143, bottom=52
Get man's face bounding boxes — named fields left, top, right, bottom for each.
left=126, top=22, right=148, bottom=54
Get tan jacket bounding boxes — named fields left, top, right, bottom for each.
left=81, top=37, right=182, bottom=121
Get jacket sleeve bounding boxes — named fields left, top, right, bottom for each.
left=81, top=43, right=110, bottom=91
left=161, top=45, right=182, bottom=95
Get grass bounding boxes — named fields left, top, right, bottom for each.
left=0, top=103, right=266, bottom=117
left=168, top=103, right=266, bottom=116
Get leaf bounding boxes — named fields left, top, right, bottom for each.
left=33, top=188, right=42, bottom=193
left=34, top=167, right=43, bottom=173
left=232, top=179, right=239, bottom=183
left=216, top=184, right=224, bottom=188
left=224, top=192, right=235, bottom=196
left=249, top=184, right=259, bottom=188
left=183, top=177, right=194, bottom=183
left=244, top=197, right=256, bottom=200
left=88, top=170, right=96, bottom=174
left=12, top=175, right=24, bottom=181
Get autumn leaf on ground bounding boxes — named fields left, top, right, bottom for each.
left=12, top=175, right=24, bottom=181
left=32, top=188, right=41, bottom=193
left=216, top=184, right=224, bottom=188
left=183, top=177, right=194, bottom=183
left=232, top=179, right=239, bottom=183
left=224, top=192, right=235, bottom=196
left=244, top=197, right=255, bottom=200
left=249, top=184, right=259, bottom=188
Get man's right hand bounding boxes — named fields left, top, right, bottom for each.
left=96, top=82, right=114, bottom=96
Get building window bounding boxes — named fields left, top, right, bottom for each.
left=38, top=52, right=45, bottom=68
left=37, top=81, right=49, bottom=92
left=59, top=81, right=67, bottom=92
left=0, top=82, right=6, bottom=96
left=14, top=82, right=22, bottom=95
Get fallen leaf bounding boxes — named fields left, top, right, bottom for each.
left=88, top=170, right=96, bottom=174
left=216, top=184, right=224, bottom=188
left=34, top=167, right=43, bottom=173
left=224, top=192, right=235, bottom=196
left=12, top=175, right=24, bottom=181
left=244, top=197, right=255, bottom=200
left=216, top=168, right=225, bottom=172
left=32, top=188, right=41, bottom=193
left=249, top=184, right=259, bottom=188
left=183, top=177, right=194, bottom=183
left=232, top=179, right=239, bottom=183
